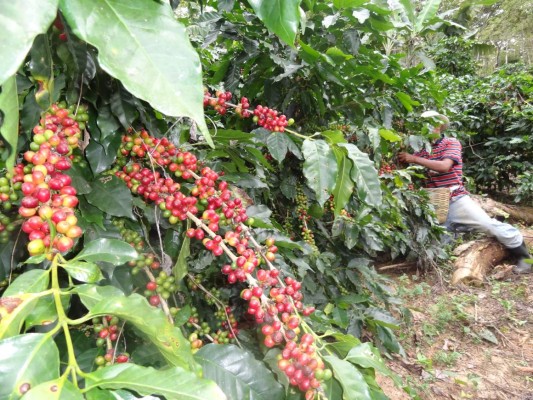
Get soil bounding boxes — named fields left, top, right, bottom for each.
left=375, top=266, right=532, bottom=400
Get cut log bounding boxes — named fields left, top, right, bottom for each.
left=470, top=195, right=533, bottom=225
left=451, top=229, right=533, bottom=286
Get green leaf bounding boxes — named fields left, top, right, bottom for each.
left=0, top=0, right=58, bottom=86
left=3, top=270, right=49, bottom=296
left=173, top=234, right=190, bottom=283
left=85, top=176, right=135, bottom=219
left=24, top=294, right=69, bottom=330
left=21, top=378, right=83, bottom=400
left=248, top=0, right=300, bottom=47
left=0, top=293, right=48, bottom=339
left=60, top=0, right=211, bottom=145
left=333, top=0, right=368, bottom=8
left=76, top=286, right=196, bottom=370
left=213, top=129, right=255, bottom=143
left=62, top=260, right=103, bottom=283
left=415, top=0, right=441, bottom=33
left=332, top=147, right=354, bottom=214
left=323, top=355, right=371, bottom=400
left=378, top=128, right=402, bottom=143
left=83, top=363, right=226, bottom=400
left=395, top=92, right=420, bottom=112
left=0, top=333, right=60, bottom=400
left=345, top=343, right=401, bottom=385
left=196, top=344, right=283, bottom=400
left=302, top=139, right=338, bottom=207
left=0, top=76, right=19, bottom=172
left=75, top=284, right=124, bottom=309
left=73, top=239, right=137, bottom=265
left=266, top=132, right=290, bottom=163
left=338, top=143, right=381, bottom=207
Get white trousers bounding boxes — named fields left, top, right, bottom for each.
left=445, top=195, right=523, bottom=249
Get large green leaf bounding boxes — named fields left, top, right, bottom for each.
left=0, top=333, right=60, bottom=400
left=302, top=139, right=338, bottom=207
left=3, top=270, right=49, bottom=296
left=173, top=234, right=190, bottom=283
left=62, top=261, right=104, bottom=283
left=85, top=176, right=135, bottom=219
left=345, top=343, right=401, bottom=385
left=0, top=0, right=58, bottom=86
left=83, top=364, right=226, bottom=400
left=0, top=75, right=19, bottom=171
left=72, top=239, right=137, bottom=265
left=76, top=285, right=195, bottom=370
left=195, top=344, right=284, bottom=400
left=332, top=147, right=354, bottom=214
left=266, top=132, right=290, bottom=163
left=0, top=293, right=47, bottom=339
left=59, top=0, right=211, bottom=145
left=333, top=0, right=368, bottom=8
left=248, top=0, right=300, bottom=47
left=338, top=143, right=381, bottom=207
left=21, top=378, right=83, bottom=400
left=415, top=0, right=441, bottom=33
left=323, top=355, right=371, bottom=400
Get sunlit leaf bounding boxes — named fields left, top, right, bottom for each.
left=196, top=344, right=283, bottom=400
left=0, top=333, right=60, bottom=400
left=73, top=239, right=137, bottom=265
left=83, top=363, right=226, bottom=399
left=60, top=0, right=211, bottom=145
left=248, top=0, right=300, bottom=47
left=0, top=76, right=19, bottom=172
left=0, top=0, right=58, bottom=86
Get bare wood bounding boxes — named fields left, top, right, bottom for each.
left=377, top=261, right=417, bottom=271
left=451, top=239, right=507, bottom=285
left=515, top=366, right=533, bottom=374
left=451, top=228, right=533, bottom=286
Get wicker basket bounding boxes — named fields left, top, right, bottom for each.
left=425, top=188, right=450, bottom=224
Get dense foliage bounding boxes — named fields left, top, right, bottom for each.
left=2, top=0, right=529, bottom=399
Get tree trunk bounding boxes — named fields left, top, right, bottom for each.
left=451, top=229, right=533, bottom=286
left=470, top=195, right=533, bottom=225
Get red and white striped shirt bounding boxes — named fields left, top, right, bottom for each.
left=414, top=137, right=468, bottom=198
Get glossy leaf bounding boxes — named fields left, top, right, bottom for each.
left=338, top=143, right=382, bottom=207
left=332, top=147, right=354, bottom=214
left=302, top=139, right=338, bottom=207
left=76, top=285, right=195, bottom=370
left=345, top=343, right=401, bottom=385
left=83, top=363, right=226, bottom=400
left=173, top=234, right=190, bottom=283
left=0, top=0, right=58, bottom=86
left=3, top=270, right=49, bottom=296
left=62, top=260, right=103, bottom=283
left=266, top=132, right=290, bottom=162
left=333, top=0, right=368, bottom=8
left=73, top=239, right=137, bottom=265
left=24, top=294, right=69, bottom=330
left=0, top=333, right=60, bottom=400
left=85, top=176, right=135, bottom=219
left=21, top=378, right=83, bottom=400
left=324, top=355, right=371, bottom=400
left=379, top=128, right=402, bottom=143
left=0, top=293, right=46, bottom=339
left=196, top=344, right=283, bottom=400
left=248, top=0, right=300, bottom=46
left=59, top=0, right=211, bottom=146
left=0, top=75, right=19, bottom=172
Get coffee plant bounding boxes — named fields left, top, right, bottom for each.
left=0, top=0, right=471, bottom=399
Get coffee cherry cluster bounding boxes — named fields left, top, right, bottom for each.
left=203, top=89, right=294, bottom=132
left=17, top=103, right=84, bottom=257
left=112, top=219, right=146, bottom=253
left=277, top=334, right=332, bottom=398
left=113, top=128, right=323, bottom=398
left=378, top=162, right=396, bottom=176
left=145, top=271, right=177, bottom=306
left=92, top=316, right=130, bottom=368
left=296, top=186, right=318, bottom=253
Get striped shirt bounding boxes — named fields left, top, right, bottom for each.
left=414, top=137, right=468, bottom=198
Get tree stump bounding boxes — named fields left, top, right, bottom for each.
left=451, top=229, right=533, bottom=286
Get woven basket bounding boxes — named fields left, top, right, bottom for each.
left=426, top=188, right=450, bottom=224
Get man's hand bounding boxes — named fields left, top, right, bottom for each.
left=398, top=152, right=416, bottom=164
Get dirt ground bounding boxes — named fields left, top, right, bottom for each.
left=375, top=266, right=532, bottom=400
